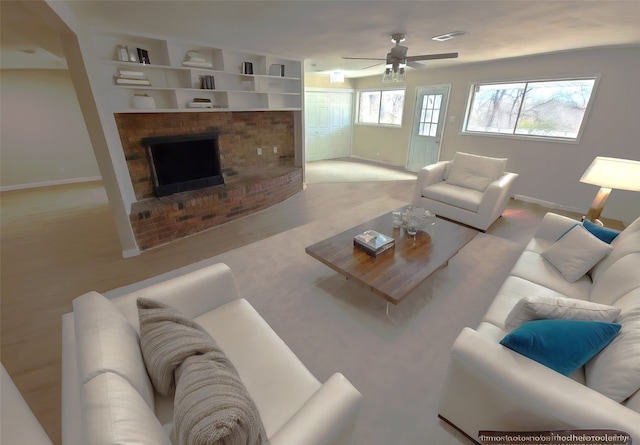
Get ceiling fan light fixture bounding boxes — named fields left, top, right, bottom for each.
left=390, top=33, right=406, bottom=43
left=382, top=63, right=406, bottom=83
left=432, top=30, right=466, bottom=42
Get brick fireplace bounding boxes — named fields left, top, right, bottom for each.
left=115, top=111, right=302, bottom=251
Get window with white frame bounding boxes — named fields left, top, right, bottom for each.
left=463, top=77, right=597, bottom=141
left=357, top=89, right=405, bottom=126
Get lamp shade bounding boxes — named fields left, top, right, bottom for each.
left=580, top=157, right=640, bottom=191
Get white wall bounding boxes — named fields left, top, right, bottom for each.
left=0, top=69, right=100, bottom=189
left=352, top=47, right=640, bottom=224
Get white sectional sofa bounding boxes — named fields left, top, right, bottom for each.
left=62, top=262, right=362, bottom=445
left=439, top=212, right=640, bottom=441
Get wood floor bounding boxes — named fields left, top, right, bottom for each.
left=0, top=174, right=621, bottom=444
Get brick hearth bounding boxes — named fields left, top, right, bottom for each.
left=115, top=111, right=302, bottom=251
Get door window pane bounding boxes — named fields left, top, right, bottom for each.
left=418, top=93, right=443, bottom=136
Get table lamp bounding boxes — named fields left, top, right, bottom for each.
left=579, top=156, right=640, bottom=226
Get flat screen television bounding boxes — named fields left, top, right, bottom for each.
left=142, top=131, right=224, bottom=197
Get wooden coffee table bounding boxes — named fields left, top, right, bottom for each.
left=305, top=207, right=478, bottom=309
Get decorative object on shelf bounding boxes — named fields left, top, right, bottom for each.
left=269, top=64, right=285, bottom=77
left=115, top=68, right=150, bottom=86
left=133, top=93, right=156, bottom=109
left=200, top=75, right=215, bottom=90
left=580, top=156, right=640, bottom=226
left=354, top=230, right=395, bottom=256
left=189, top=98, right=213, bottom=108
left=242, top=61, right=253, bottom=75
left=116, top=45, right=129, bottom=62
left=183, top=50, right=213, bottom=68
left=126, top=46, right=139, bottom=63
left=136, top=48, right=150, bottom=64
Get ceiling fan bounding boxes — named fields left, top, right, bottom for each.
left=343, top=33, right=458, bottom=81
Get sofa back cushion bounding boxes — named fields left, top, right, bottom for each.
left=589, top=217, right=640, bottom=306
left=585, top=288, right=640, bottom=403
left=590, top=217, right=640, bottom=284
left=73, top=292, right=155, bottom=409
left=446, top=152, right=507, bottom=192
left=82, top=372, right=171, bottom=445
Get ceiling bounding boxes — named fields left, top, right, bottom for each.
left=2, top=1, right=640, bottom=78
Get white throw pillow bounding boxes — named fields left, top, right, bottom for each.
left=585, top=321, right=640, bottom=402
left=542, top=225, right=613, bottom=283
left=446, top=152, right=507, bottom=192
left=504, top=295, right=621, bottom=331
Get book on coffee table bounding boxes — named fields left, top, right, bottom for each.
left=354, top=230, right=395, bottom=256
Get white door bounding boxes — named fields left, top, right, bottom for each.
left=406, top=85, right=450, bottom=172
left=305, top=91, right=352, bottom=161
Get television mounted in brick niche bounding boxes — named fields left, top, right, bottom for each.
left=142, top=131, right=224, bottom=197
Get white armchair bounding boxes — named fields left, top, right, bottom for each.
left=412, top=153, right=519, bottom=231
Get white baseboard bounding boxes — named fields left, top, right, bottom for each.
left=512, top=194, right=585, bottom=215
left=0, top=176, right=102, bottom=192
left=122, top=247, right=141, bottom=258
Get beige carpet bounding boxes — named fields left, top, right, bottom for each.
left=108, top=196, right=525, bottom=444
left=305, top=158, right=417, bottom=183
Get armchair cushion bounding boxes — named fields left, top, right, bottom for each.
left=421, top=182, right=484, bottom=212
left=446, top=152, right=507, bottom=192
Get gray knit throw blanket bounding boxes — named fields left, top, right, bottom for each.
left=137, top=297, right=267, bottom=445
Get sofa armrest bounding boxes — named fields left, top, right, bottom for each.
left=269, top=373, right=362, bottom=445
left=476, top=172, right=519, bottom=218
left=413, top=161, right=448, bottom=203
left=439, top=328, right=640, bottom=442
left=61, top=313, right=83, bottom=445
left=2, top=363, right=53, bottom=445
left=108, top=263, right=241, bottom=330
left=533, top=212, right=581, bottom=242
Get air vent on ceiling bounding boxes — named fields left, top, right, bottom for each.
left=432, top=31, right=467, bottom=42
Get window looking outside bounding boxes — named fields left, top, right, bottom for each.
left=418, top=94, right=443, bottom=137
left=463, top=78, right=597, bottom=140
left=357, top=89, right=405, bottom=126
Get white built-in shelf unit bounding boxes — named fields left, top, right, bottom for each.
left=93, top=30, right=303, bottom=113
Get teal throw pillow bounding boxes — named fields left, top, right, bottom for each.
left=499, top=319, right=621, bottom=376
left=582, top=219, right=621, bottom=244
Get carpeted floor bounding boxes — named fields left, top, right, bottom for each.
left=108, top=196, right=526, bottom=445
left=305, top=158, right=417, bottom=183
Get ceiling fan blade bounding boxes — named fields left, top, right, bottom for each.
left=406, top=61, right=425, bottom=69
left=359, top=61, right=385, bottom=70
left=342, top=57, right=386, bottom=61
left=406, top=52, right=458, bottom=62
